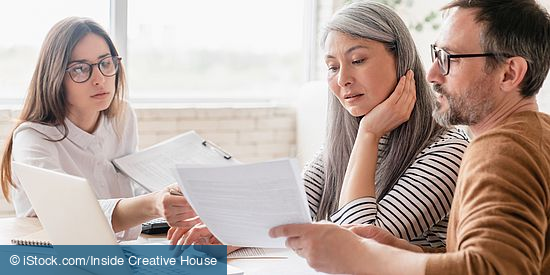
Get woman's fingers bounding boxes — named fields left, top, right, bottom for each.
left=167, top=226, right=176, bottom=239
left=171, top=215, right=201, bottom=229
left=394, top=70, right=416, bottom=122
left=391, top=74, right=407, bottom=104
left=394, top=70, right=413, bottom=105
left=398, top=70, right=411, bottom=104
left=168, top=227, right=189, bottom=245
left=182, top=224, right=213, bottom=245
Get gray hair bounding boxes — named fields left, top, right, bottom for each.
left=316, top=1, right=445, bottom=220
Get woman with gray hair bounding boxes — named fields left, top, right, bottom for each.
left=170, top=1, right=469, bottom=250
left=301, top=0, right=469, bottom=248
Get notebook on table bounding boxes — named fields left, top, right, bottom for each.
left=11, top=230, right=52, bottom=246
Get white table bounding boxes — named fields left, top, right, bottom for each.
left=0, top=217, right=328, bottom=274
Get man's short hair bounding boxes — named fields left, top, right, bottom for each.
left=443, top=0, right=550, bottom=97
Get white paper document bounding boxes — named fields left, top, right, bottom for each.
left=112, top=131, right=238, bottom=192
left=227, top=247, right=288, bottom=259
left=174, top=158, right=312, bottom=248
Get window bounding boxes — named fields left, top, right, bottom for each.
left=127, top=0, right=305, bottom=102
left=3, top=0, right=548, bottom=111
left=0, top=0, right=109, bottom=103
left=1, top=0, right=305, bottom=103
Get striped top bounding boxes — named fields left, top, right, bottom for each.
left=303, top=128, right=470, bottom=247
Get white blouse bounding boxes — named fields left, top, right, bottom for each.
left=11, top=103, right=141, bottom=240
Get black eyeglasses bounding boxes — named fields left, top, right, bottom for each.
left=430, top=44, right=498, bottom=76
left=66, top=56, right=122, bottom=83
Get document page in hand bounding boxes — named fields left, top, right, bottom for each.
left=174, top=158, right=312, bottom=248
left=113, top=131, right=238, bottom=192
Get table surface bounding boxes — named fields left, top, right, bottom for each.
left=0, top=217, right=327, bottom=275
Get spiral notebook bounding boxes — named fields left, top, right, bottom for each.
left=11, top=229, right=52, bottom=246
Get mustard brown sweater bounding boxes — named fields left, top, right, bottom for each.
left=426, top=111, right=550, bottom=275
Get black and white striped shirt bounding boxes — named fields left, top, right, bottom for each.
left=303, top=128, right=470, bottom=247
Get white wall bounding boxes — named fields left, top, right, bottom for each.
left=135, top=106, right=296, bottom=162
left=295, top=81, right=328, bottom=166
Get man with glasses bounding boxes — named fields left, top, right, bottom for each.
left=270, top=0, right=550, bottom=274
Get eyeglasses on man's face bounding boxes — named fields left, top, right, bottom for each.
left=66, top=56, right=121, bottom=83
left=430, top=44, right=499, bottom=76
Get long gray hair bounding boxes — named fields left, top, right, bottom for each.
left=316, top=1, right=445, bottom=220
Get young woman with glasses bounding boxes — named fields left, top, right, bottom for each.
left=0, top=17, right=193, bottom=240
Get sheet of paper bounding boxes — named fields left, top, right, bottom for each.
left=227, top=247, right=288, bottom=259
left=174, top=158, right=312, bottom=248
left=112, top=131, right=238, bottom=191
left=230, top=249, right=328, bottom=275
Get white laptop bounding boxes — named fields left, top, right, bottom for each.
left=13, top=162, right=118, bottom=245
left=12, top=161, right=243, bottom=275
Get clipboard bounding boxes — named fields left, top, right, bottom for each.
left=112, top=131, right=238, bottom=192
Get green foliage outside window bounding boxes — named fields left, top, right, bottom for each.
left=344, top=0, right=440, bottom=32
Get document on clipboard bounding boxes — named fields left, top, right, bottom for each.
left=112, top=131, right=238, bottom=192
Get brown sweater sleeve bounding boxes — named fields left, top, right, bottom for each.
left=425, top=129, right=548, bottom=275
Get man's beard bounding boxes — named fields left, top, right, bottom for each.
left=432, top=79, right=495, bottom=127
left=432, top=95, right=453, bottom=127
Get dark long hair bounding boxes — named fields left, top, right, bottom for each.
left=1, top=17, right=127, bottom=201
